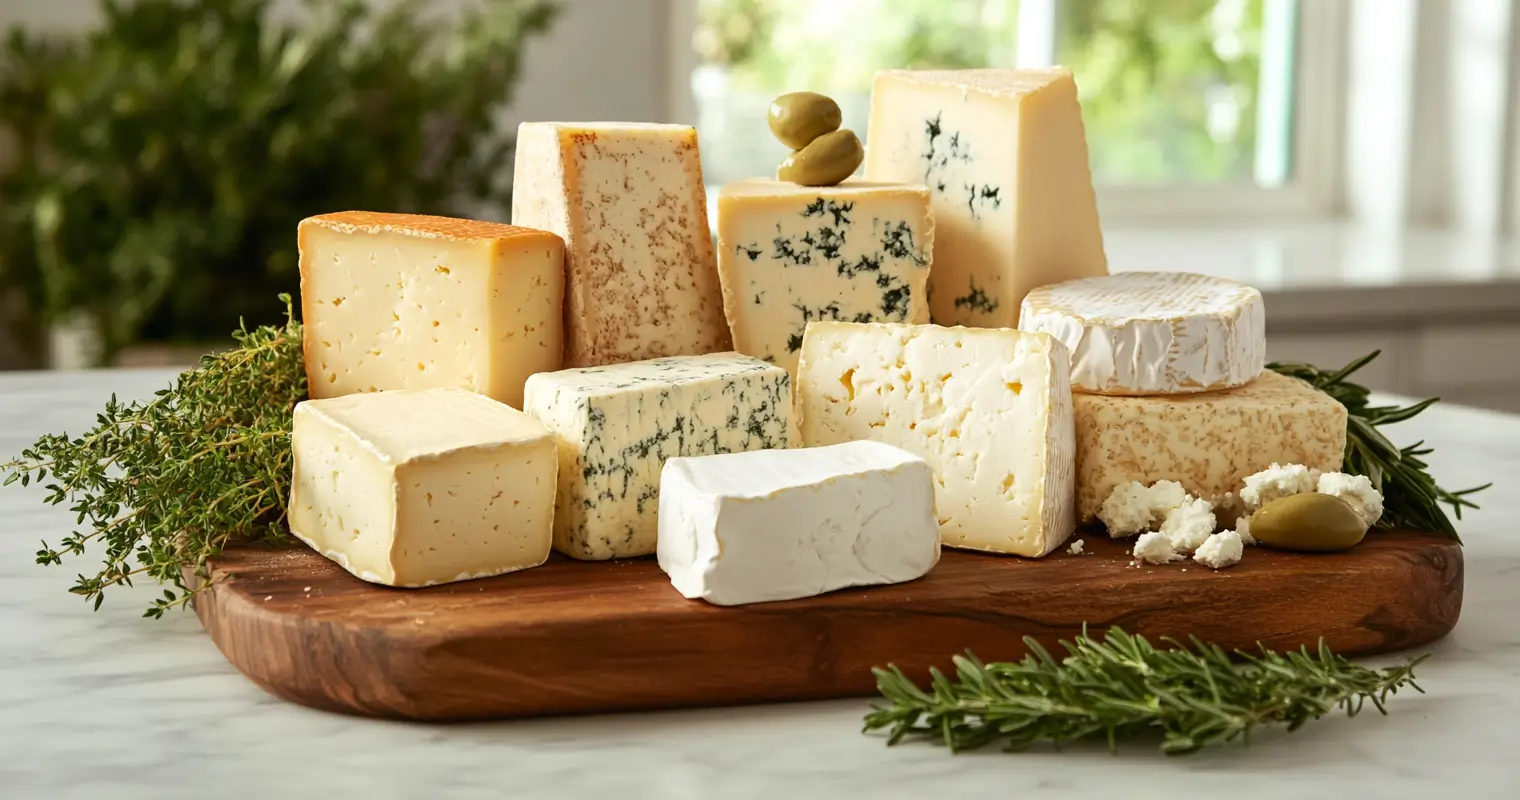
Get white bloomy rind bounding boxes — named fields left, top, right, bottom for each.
left=656, top=441, right=940, bottom=606
left=1020, top=271, right=1266, bottom=395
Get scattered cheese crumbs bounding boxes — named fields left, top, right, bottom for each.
left=303, top=586, right=312, bottom=592
left=1132, top=531, right=1184, bottom=565
left=1097, top=480, right=1188, bottom=538
left=264, top=596, right=272, bottom=602
left=1067, top=538, right=1086, bottom=556
left=1317, top=472, right=1384, bottom=527
left=1194, top=530, right=1245, bottom=569
left=1234, top=515, right=1256, bottom=546
left=1160, top=497, right=1216, bottom=554
left=1240, top=463, right=1320, bottom=511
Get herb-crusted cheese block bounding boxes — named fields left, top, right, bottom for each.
left=796, top=322, right=1076, bottom=557
left=865, top=68, right=1107, bottom=328
left=289, top=388, right=556, bottom=587
left=1073, top=371, right=1348, bottom=522
left=299, top=211, right=564, bottom=409
left=512, top=122, right=731, bottom=368
left=715, top=179, right=933, bottom=376
left=522, top=353, right=792, bottom=560
left=1021, top=272, right=1266, bottom=395
left=657, top=441, right=940, bottom=606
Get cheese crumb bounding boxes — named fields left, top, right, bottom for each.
left=1067, top=538, right=1085, bottom=556
left=1098, top=480, right=1189, bottom=538
left=1194, top=530, right=1245, bottom=569
left=1240, top=463, right=1320, bottom=511
left=1160, top=497, right=1216, bottom=554
left=1133, top=531, right=1183, bottom=565
left=1233, top=515, right=1256, bottom=546
left=1317, top=472, right=1384, bottom=527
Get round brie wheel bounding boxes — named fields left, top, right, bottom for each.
left=1019, top=272, right=1265, bottom=396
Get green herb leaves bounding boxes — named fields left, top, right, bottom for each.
left=864, top=627, right=1425, bottom=756
left=1268, top=351, right=1489, bottom=540
left=3, top=295, right=306, bottom=617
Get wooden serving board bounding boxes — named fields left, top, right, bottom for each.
left=191, top=530, right=1462, bottom=721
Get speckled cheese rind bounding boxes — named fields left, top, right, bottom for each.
left=512, top=122, right=732, bottom=368
left=1073, top=371, right=1347, bottom=522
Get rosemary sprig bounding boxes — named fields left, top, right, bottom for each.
left=863, top=627, right=1425, bottom=756
left=2, top=295, right=306, bottom=617
left=1268, top=351, right=1489, bottom=540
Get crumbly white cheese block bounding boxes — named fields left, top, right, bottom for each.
left=1074, top=371, right=1347, bottom=522
left=288, top=388, right=556, bottom=587
left=1019, top=272, right=1266, bottom=395
left=656, top=441, right=939, bottom=606
left=1240, top=463, right=1323, bottom=511
left=1097, top=479, right=1188, bottom=538
left=715, top=179, right=933, bottom=376
left=522, top=353, right=792, bottom=560
left=1317, top=472, right=1384, bottom=526
left=1159, top=497, right=1217, bottom=553
left=1132, top=531, right=1182, bottom=565
left=512, top=122, right=731, bottom=368
left=865, top=68, right=1107, bottom=328
left=796, top=322, right=1076, bottom=556
left=299, top=211, right=564, bottom=409
left=1193, top=530, right=1245, bottom=569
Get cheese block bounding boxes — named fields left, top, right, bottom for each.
left=299, top=211, right=564, bottom=409
left=865, top=68, right=1107, bottom=328
left=512, top=122, right=731, bottom=368
left=714, top=179, right=933, bottom=376
left=657, top=441, right=939, bottom=606
left=288, top=388, right=556, bottom=587
left=1074, top=371, right=1348, bottom=522
left=522, top=353, right=792, bottom=560
left=1020, top=272, right=1266, bottom=395
left=796, top=322, right=1076, bottom=557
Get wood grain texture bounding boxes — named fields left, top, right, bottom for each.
left=190, top=529, right=1463, bottom=721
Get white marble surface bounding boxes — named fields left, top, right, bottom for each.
left=2, top=369, right=1518, bottom=799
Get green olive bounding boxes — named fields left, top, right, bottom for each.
left=777, top=129, right=864, bottom=187
left=1249, top=493, right=1368, bottom=552
left=768, top=92, right=843, bottom=150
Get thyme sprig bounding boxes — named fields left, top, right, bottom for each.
left=1268, top=351, right=1489, bottom=540
left=864, top=627, right=1425, bottom=756
left=2, top=295, right=306, bottom=617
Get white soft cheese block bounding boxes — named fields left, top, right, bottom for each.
left=1020, top=272, right=1266, bottom=395
left=715, top=179, right=933, bottom=376
left=512, top=122, right=731, bottom=368
left=288, top=388, right=556, bottom=587
left=657, top=441, right=940, bottom=606
left=796, top=322, right=1076, bottom=557
left=865, top=68, right=1107, bottom=328
left=299, top=211, right=564, bottom=409
left=523, top=353, right=792, bottom=560
left=1074, top=371, right=1348, bottom=522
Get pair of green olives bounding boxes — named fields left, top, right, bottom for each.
left=768, top=92, right=863, bottom=187
left=1249, top=493, right=1369, bottom=552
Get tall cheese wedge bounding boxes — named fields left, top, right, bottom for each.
left=512, top=122, right=731, bottom=368
left=1074, top=371, right=1348, bottom=522
left=796, top=322, right=1076, bottom=557
left=289, top=388, right=556, bottom=587
left=865, top=68, right=1107, bottom=328
left=299, top=211, right=564, bottom=409
left=715, top=179, right=933, bottom=377
left=1021, top=272, right=1266, bottom=395
left=522, top=353, right=792, bottom=560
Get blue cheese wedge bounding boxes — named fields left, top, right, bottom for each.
left=714, top=179, right=933, bottom=376
left=523, top=352, right=793, bottom=560
left=657, top=441, right=939, bottom=606
left=288, top=388, right=556, bottom=587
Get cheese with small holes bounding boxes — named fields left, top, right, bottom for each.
left=715, top=179, right=933, bottom=376
left=795, top=322, right=1076, bottom=556
left=1020, top=272, right=1266, bottom=395
left=299, top=211, right=564, bottom=409
left=865, top=68, right=1107, bottom=328
left=288, top=388, right=556, bottom=587
left=522, top=353, right=792, bottom=560
left=657, top=441, right=939, bottom=606
left=512, top=122, right=731, bottom=368
left=1074, top=371, right=1347, bottom=522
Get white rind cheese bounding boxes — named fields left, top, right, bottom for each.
left=1019, top=272, right=1266, bottom=395
left=288, top=388, right=556, bottom=587
left=796, top=322, right=1076, bottom=557
left=657, top=441, right=940, bottom=606
left=865, top=68, right=1108, bottom=328
left=522, top=353, right=792, bottom=560
left=715, top=179, right=933, bottom=376
left=512, top=122, right=731, bottom=368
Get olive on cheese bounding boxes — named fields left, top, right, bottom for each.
left=777, top=129, right=864, bottom=187
left=1249, top=493, right=1368, bottom=552
left=767, top=92, right=842, bottom=150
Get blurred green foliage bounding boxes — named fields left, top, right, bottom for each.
left=0, top=0, right=556, bottom=364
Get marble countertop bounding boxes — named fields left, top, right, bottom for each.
left=2, top=369, right=1518, bottom=799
